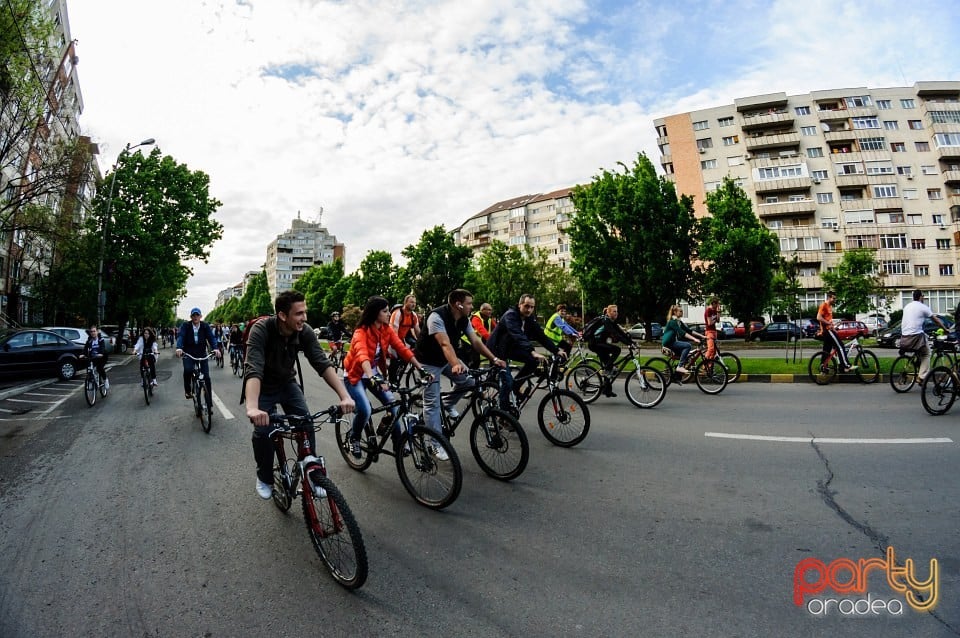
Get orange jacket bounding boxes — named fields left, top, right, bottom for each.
left=343, top=323, right=414, bottom=385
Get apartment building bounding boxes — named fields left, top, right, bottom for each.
left=455, top=188, right=576, bottom=267
left=264, top=214, right=344, bottom=300
left=654, top=81, right=960, bottom=314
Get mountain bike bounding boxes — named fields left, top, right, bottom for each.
left=328, top=340, right=347, bottom=370
left=920, top=366, right=960, bottom=415
left=333, top=378, right=463, bottom=510
left=215, top=348, right=224, bottom=368
left=183, top=352, right=217, bottom=433
left=474, top=354, right=590, bottom=447
left=80, top=355, right=109, bottom=407
left=230, top=345, right=244, bottom=377
left=566, top=343, right=667, bottom=406
left=268, top=407, right=367, bottom=589
left=645, top=342, right=729, bottom=395
left=807, top=337, right=880, bottom=385
left=565, top=337, right=600, bottom=369
left=139, top=354, right=155, bottom=405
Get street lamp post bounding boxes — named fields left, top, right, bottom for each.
left=96, top=138, right=154, bottom=325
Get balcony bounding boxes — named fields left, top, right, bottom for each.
left=657, top=134, right=669, bottom=147
left=817, top=105, right=877, bottom=121
left=836, top=173, right=870, bottom=187
left=839, top=198, right=871, bottom=211
left=936, top=145, right=960, bottom=160
left=942, top=170, right=960, bottom=184
left=869, top=196, right=904, bottom=209
left=739, top=110, right=795, bottom=130
left=824, top=130, right=857, bottom=143
left=754, top=177, right=813, bottom=194
left=798, top=274, right=824, bottom=288
left=757, top=199, right=817, bottom=217
left=744, top=132, right=801, bottom=151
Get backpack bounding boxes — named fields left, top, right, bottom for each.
left=581, top=316, right=604, bottom=341
left=242, top=315, right=273, bottom=349
left=238, top=315, right=306, bottom=404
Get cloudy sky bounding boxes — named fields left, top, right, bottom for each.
left=66, top=0, right=960, bottom=318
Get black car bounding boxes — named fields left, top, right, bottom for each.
left=0, top=328, right=84, bottom=380
left=751, top=322, right=802, bottom=342
left=876, top=315, right=955, bottom=348
left=799, top=318, right=819, bottom=338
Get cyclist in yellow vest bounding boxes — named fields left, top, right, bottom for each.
left=461, top=302, right=497, bottom=368
left=543, top=304, right=579, bottom=356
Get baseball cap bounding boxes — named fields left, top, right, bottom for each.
left=190, top=307, right=202, bottom=316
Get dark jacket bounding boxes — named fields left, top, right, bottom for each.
left=243, top=316, right=332, bottom=394
left=591, top=315, right=632, bottom=346
left=415, top=304, right=469, bottom=367
left=83, top=336, right=109, bottom=360
left=176, top=321, right=219, bottom=358
left=487, top=306, right=558, bottom=362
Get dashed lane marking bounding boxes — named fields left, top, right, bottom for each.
left=705, top=432, right=953, bottom=444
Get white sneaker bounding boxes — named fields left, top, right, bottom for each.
left=676, top=366, right=690, bottom=375
left=255, top=479, right=272, bottom=500
left=104, top=379, right=110, bottom=391
left=430, top=443, right=450, bottom=462
left=150, top=379, right=158, bottom=387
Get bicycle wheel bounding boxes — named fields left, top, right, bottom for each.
left=624, top=366, right=666, bottom=408
left=644, top=357, right=674, bottom=387
left=889, top=355, right=919, bottom=393
left=694, top=358, right=728, bottom=395
left=565, top=363, right=603, bottom=403
left=808, top=352, right=837, bottom=385
left=333, top=418, right=374, bottom=471
left=921, top=366, right=958, bottom=416
left=84, top=372, right=97, bottom=407
left=536, top=389, right=589, bottom=447
left=469, top=408, right=528, bottom=481
left=198, top=384, right=211, bottom=433
left=99, top=375, right=109, bottom=397
left=142, top=371, right=150, bottom=405
left=719, top=352, right=742, bottom=383
left=302, top=474, right=368, bottom=590
left=272, top=456, right=293, bottom=513
left=470, top=379, right=500, bottom=418
left=396, top=425, right=462, bottom=510
left=854, top=350, right=880, bottom=384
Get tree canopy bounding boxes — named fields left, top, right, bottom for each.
left=820, top=248, right=889, bottom=316
left=396, top=226, right=472, bottom=309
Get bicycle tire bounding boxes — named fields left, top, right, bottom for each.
left=199, top=392, right=211, bottom=433
left=536, top=389, right=590, bottom=447
left=302, top=474, right=368, bottom=590
left=889, top=355, right=918, bottom=393
left=854, top=350, right=880, bottom=384
left=694, top=358, right=728, bottom=395
left=333, top=418, right=375, bottom=471
left=624, top=366, right=667, bottom=408
left=469, top=408, right=528, bottom=481
left=99, top=376, right=109, bottom=398
left=272, top=458, right=294, bottom=512
left=719, top=352, right=742, bottom=383
left=920, top=366, right=958, bottom=416
left=84, top=372, right=97, bottom=407
left=808, top=352, right=837, bottom=385
left=470, top=379, right=500, bottom=418
left=565, top=363, right=604, bottom=403
left=931, top=351, right=955, bottom=371
left=142, top=371, right=150, bottom=406
left=396, top=425, right=462, bottom=509
left=644, top=357, right=675, bottom=388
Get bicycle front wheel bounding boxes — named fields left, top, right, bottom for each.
left=396, top=425, right=462, bottom=509
left=644, top=357, right=674, bottom=388
left=624, top=366, right=666, bottom=408
left=302, top=475, right=368, bottom=590
left=565, top=363, right=603, bottom=403
left=84, top=372, right=97, bottom=407
left=537, top=390, right=589, bottom=447
left=469, top=409, right=528, bottom=481
left=694, top=358, right=728, bottom=395
left=197, top=385, right=211, bottom=433
left=719, top=353, right=742, bottom=383
left=854, top=350, right=880, bottom=384
left=808, top=352, right=837, bottom=385
left=920, top=366, right=958, bottom=416
left=889, top=355, right=918, bottom=393
left=333, top=418, right=374, bottom=471
left=142, top=372, right=150, bottom=405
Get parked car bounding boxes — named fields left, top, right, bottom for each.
left=877, top=315, right=955, bottom=348
left=751, top=322, right=802, bottom=342
left=799, top=318, right=819, bottom=338
left=627, top=322, right=662, bottom=340
left=43, top=326, right=87, bottom=347
left=99, top=324, right=129, bottom=353
left=860, top=315, right=888, bottom=336
left=718, top=321, right=736, bottom=339
left=733, top=321, right=765, bottom=338
left=0, top=328, right=83, bottom=380
left=314, top=326, right=332, bottom=340
left=685, top=322, right=706, bottom=336
left=834, top=320, right=869, bottom=340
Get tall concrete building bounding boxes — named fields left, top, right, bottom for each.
left=455, top=188, right=576, bottom=267
left=264, top=213, right=344, bottom=300
left=654, top=81, right=960, bottom=314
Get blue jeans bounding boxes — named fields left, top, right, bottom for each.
left=251, top=381, right=313, bottom=485
left=182, top=357, right=211, bottom=395
left=670, top=340, right=692, bottom=367
left=422, top=361, right=475, bottom=435
left=345, top=377, right=398, bottom=442
left=497, top=358, right=537, bottom=410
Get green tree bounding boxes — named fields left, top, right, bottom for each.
left=767, top=255, right=804, bottom=320
left=293, top=259, right=345, bottom=325
left=568, top=152, right=700, bottom=330
left=820, top=248, right=889, bottom=316
left=236, top=270, right=273, bottom=319
left=345, top=250, right=396, bottom=306
left=397, top=226, right=472, bottom=308
left=464, top=240, right=534, bottom=314
left=699, top=177, right=781, bottom=336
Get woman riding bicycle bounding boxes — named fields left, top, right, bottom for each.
left=662, top=304, right=704, bottom=375
left=343, top=296, right=430, bottom=458
left=134, top=327, right=160, bottom=386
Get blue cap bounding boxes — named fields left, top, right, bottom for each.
left=190, top=307, right=202, bottom=316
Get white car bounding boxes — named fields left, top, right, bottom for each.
left=43, top=326, right=87, bottom=347
left=860, top=315, right=888, bottom=336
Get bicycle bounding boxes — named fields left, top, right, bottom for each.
left=565, top=337, right=600, bottom=369
left=440, top=367, right=528, bottom=481
left=887, top=335, right=954, bottom=393
left=183, top=351, right=217, bottom=433
left=645, top=342, right=730, bottom=394
left=215, top=348, right=224, bottom=369
left=334, top=378, right=463, bottom=510
left=475, top=354, right=591, bottom=447
left=328, top=340, right=347, bottom=370
left=139, top=354, right=155, bottom=405
left=230, top=345, right=244, bottom=377
left=565, top=343, right=667, bottom=407
left=807, top=336, right=880, bottom=385
left=267, top=407, right=368, bottom=589
left=80, top=355, right=109, bottom=407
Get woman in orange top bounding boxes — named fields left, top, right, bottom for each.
left=343, top=295, right=428, bottom=458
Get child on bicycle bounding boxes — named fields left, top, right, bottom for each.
left=134, top=327, right=160, bottom=386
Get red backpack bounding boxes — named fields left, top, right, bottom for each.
left=242, top=315, right=273, bottom=350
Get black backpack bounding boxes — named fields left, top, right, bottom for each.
left=581, top=316, right=604, bottom=341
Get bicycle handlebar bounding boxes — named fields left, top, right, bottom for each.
left=181, top=351, right=218, bottom=361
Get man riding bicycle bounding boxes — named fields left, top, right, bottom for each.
left=228, top=323, right=243, bottom=364
left=816, top=292, right=857, bottom=373
left=81, top=325, right=110, bottom=391
left=176, top=307, right=221, bottom=399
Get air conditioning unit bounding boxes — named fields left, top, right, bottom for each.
left=812, top=178, right=821, bottom=184
left=907, top=175, right=914, bottom=180
left=699, top=148, right=706, bottom=154
left=744, top=153, right=752, bottom=160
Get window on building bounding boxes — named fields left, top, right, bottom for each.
left=880, top=233, right=907, bottom=249
left=930, top=111, right=960, bottom=124
left=891, top=142, right=906, bottom=152
left=933, top=214, right=945, bottom=225
left=821, top=217, right=839, bottom=228
left=846, top=96, right=872, bottom=107
left=844, top=210, right=876, bottom=224
left=824, top=241, right=841, bottom=252
left=873, top=185, right=898, bottom=198
left=801, top=126, right=817, bottom=136
left=880, top=211, right=905, bottom=224
left=915, top=141, right=931, bottom=152
left=766, top=219, right=783, bottom=229
left=727, top=155, right=744, bottom=166
left=903, top=189, right=918, bottom=200
left=701, top=159, right=717, bottom=169
left=847, top=234, right=879, bottom=248
left=789, top=194, right=805, bottom=202
left=921, top=165, right=937, bottom=175
left=897, top=165, right=912, bottom=176
left=900, top=99, right=916, bottom=109
left=852, top=116, right=880, bottom=129
left=928, top=189, right=943, bottom=200
left=908, top=120, right=924, bottom=130
left=718, top=116, right=734, bottom=127
left=912, top=238, right=926, bottom=249
left=937, top=238, right=951, bottom=250
left=795, top=106, right=811, bottom=115
left=915, top=265, right=930, bottom=276
left=882, top=260, right=910, bottom=275
left=877, top=100, right=892, bottom=109
left=859, top=137, right=886, bottom=151
left=693, top=120, right=709, bottom=130
left=908, top=214, right=923, bottom=225
left=722, top=135, right=739, bottom=146
left=817, top=192, right=834, bottom=203
left=696, top=138, right=713, bottom=151
left=765, top=196, right=779, bottom=203
left=866, top=161, right=893, bottom=175
left=940, top=264, right=954, bottom=276
left=812, top=170, right=830, bottom=180
left=934, top=133, right=960, bottom=147
left=884, top=120, right=899, bottom=130
left=807, top=147, right=824, bottom=158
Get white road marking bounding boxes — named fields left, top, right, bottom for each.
left=705, top=432, right=953, bottom=444
left=212, top=391, right=235, bottom=420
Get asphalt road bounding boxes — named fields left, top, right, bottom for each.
left=0, top=352, right=957, bottom=637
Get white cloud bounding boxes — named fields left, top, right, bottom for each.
left=66, top=0, right=960, bottom=318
